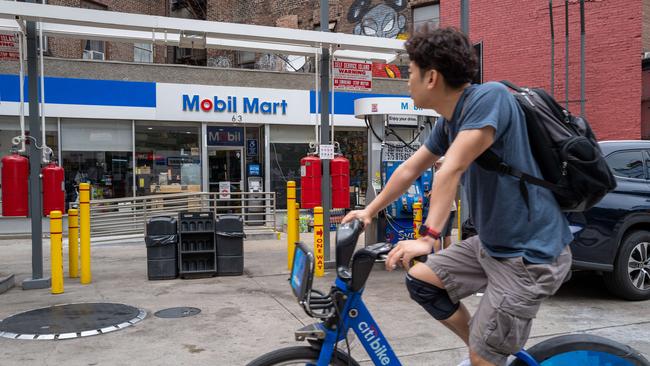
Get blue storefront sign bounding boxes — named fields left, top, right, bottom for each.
left=247, top=139, right=258, bottom=157
left=207, top=126, right=244, bottom=146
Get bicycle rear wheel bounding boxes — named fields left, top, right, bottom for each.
left=510, top=334, right=650, bottom=366
left=246, top=346, right=360, bottom=366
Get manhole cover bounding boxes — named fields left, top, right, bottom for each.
left=154, top=307, right=201, bottom=318
left=0, top=303, right=146, bottom=340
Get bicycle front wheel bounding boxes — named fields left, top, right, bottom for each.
left=246, top=346, right=360, bottom=366
left=510, top=334, right=650, bottom=366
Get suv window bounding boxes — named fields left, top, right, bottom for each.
left=606, top=150, right=645, bottom=179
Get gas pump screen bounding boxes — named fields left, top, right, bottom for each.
left=290, top=243, right=314, bottom=301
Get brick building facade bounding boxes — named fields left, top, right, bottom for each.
left=39, top=0, right=650, bottom=139
left=47, top=0, right=168, bottom=63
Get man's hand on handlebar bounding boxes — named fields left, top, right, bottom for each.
left=385, top=238, right=434, bottom=271
left=342, top=209, right=373, bottom=227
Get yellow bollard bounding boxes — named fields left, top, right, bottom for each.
left=68, top=209, right=79, bottom=278
left=413, top=202, right=422, bottom=239
left=79, top=183, right=92, bottom=284
left=287, top=181, right=297, bottom=270
left=50, top=210, right=64, bottom=294
left=313, top=206, right=325, bottom=277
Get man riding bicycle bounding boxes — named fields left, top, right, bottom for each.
left=343, top=26, right=572, bottom=366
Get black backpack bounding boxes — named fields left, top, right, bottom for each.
left=473, top=81, right=616, bottom=212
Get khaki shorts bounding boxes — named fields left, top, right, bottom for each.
left=425, top=236, right=572, bottom=365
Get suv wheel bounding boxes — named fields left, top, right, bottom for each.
left=604, top=230, right=650, bottom=301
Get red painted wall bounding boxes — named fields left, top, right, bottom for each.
left=442, top=0, right=642, bottom=140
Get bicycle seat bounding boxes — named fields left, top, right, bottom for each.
left=349, top=242, right=393, bottom=292
left=335, top=219, right=364, bottom=280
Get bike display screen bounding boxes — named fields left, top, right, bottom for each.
left=290, top=243, right=314, bottom=301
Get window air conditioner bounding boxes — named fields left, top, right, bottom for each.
left=83, top=50, right=105, bottom=60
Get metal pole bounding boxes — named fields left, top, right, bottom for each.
left=549, top=0, right=555, bottom=97
left=461, top=0, right=470, bottom=36
left=565, top=0, right=569, bottom=110
left=22, top=8, right=50, bottom=290
left=580, top=0, right=585, bottom=117
left=320, top=0, right=332, bottom=263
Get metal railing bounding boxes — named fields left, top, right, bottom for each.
left=87, top=191, right=276, bottom=238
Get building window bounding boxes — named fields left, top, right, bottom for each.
left=134, top=43, right=153, bottom=63
left=134, top=121, right=201, bottom=196
left=237, top=51, right=256, bottom=69
left=413, top=4, right=440, bottom=33
left=81, top=0, right=107, bottom=60
left=83, top=40, right=105, bottom=60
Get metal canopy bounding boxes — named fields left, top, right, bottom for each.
left=0, top=1, right=404, bottom=61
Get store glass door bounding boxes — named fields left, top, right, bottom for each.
left=208, top=148, right=243, bottom=213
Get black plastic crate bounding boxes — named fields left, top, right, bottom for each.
left=180, top=254, right=216, bottom=276
left=180, top=235, right=215, bottom=253
left=217, top=255, right=243, bottom=276
left=179, top=212, right=214, bottom=233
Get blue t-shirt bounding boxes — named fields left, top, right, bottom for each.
left=425, top=82, right=572, bottom=263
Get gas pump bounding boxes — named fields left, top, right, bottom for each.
left=353, top=97, right=440, bottom=245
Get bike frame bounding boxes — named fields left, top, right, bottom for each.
left=313, top=278, right=540, bottom=366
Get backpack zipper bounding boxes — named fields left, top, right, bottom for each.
left=562, top=109, right=570, bottom=123
left=562, top=161, right=568, bottom=176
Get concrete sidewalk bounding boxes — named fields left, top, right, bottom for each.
left=0, top=233, right=649, bottom=365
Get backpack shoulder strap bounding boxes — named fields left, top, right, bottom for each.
left=499, top=80, right=524, bottom=92
left=475, top=150, right=557, bottom=192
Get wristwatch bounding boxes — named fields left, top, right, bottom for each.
left=418, top=224, right=441, bottom=240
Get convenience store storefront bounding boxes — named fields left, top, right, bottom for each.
left=0, top=74, right=397, bottom=209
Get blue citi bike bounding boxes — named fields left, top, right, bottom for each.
left=248, top=220, right=650, bottom=366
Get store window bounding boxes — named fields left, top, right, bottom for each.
left=334, top=129, right=368, bottom=198
left=135, top=121, right=201, bottom=195
left=271, top=143, right=309, bottom=209
left=61, top=119, right=132, bottom=205
left=270, top=125, right=315, bottom=209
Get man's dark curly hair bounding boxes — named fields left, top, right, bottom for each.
left=405, top=26, right=478, bottom=88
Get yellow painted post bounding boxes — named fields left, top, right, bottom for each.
left=287, top=181, right=297, bottom=270
left=50, top=211, right=64, bottom=294
left=79, top=183, right=92, bottom=284
left=313, top=207, right=324, bottom=277
left=413, top=202, right=422, bottom=239
left=68, top=209, right=79, bottom=278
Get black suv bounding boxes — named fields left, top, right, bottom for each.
left=567, top=140, right=650, bottom=300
